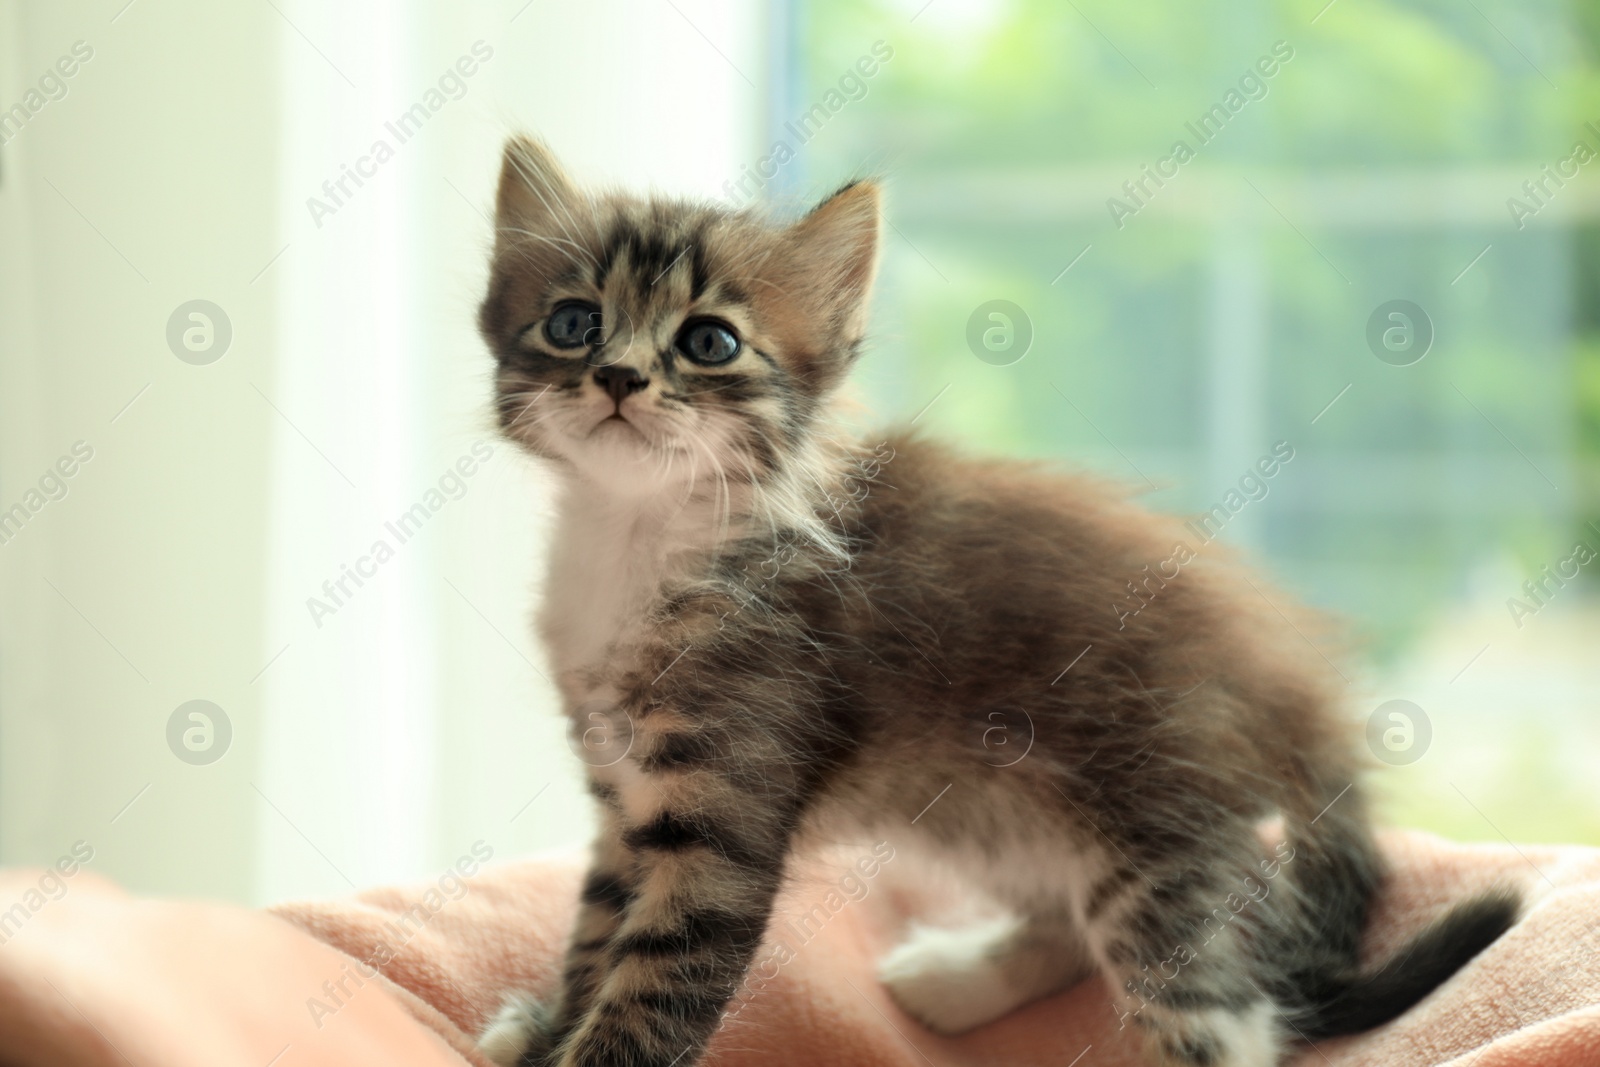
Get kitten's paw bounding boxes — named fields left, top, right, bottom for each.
left=877, top=916, right=1029, bottom=1036
left=477, top=994, right=556, bottom=1067
left=1138, top=1002, right=1283, bottom=1067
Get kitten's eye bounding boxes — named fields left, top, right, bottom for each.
left=544, top=301, right=602, bottom=349
left=677, top=319, right=741, bottom=366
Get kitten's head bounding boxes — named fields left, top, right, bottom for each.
left=479, top=136, right=880, bottom=494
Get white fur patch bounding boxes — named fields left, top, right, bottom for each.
left=539, top=485, right=691, bottom=680
left=477, top=995, right=547, bottom=1067
left=1202, top=1001, right=1283, bottom=1067
left=877, top=915, right=1034, bottom=1035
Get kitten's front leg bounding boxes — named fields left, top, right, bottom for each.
left=546, top=722, right=801, bottom=1067
left=480, top=816, right=635, bottom=1065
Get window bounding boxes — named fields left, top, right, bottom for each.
left=794, top=0, right=1600, bottom=845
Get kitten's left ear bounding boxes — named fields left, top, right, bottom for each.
left=493, top=135, right=584, bottom=245
left=776, top=180, right=882, bottom=352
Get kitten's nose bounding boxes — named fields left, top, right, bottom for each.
left=593, top=364, right=648, bottom=404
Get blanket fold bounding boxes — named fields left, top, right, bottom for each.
left=1, top=831, right=1595, bottom=1066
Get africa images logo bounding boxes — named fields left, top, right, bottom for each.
left=1106, top=40, right=1295, bottom=230
left=305, top=443, right=494, bottom=627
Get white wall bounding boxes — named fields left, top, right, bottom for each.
left=0, top=0, right=282, bottom=903
left=1, top=0, right=765, bottom=904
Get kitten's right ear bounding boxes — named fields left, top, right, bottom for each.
left=767, top=179, right=881, bottom=374
left=494, top=135, right=582, bottom=239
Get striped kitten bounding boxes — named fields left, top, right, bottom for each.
left=474, top=136, right=1517, bottom=1067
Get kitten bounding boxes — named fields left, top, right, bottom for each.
left=474, top=136, right=1517, bottom=1067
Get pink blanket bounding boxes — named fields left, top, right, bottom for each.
left=1, top=831, right=1595, bottom=1066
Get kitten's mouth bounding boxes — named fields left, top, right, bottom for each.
left=588, top=410, right=645, bottom=440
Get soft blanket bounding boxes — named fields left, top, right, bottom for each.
left=0, top=831, right=1595, bottom=1066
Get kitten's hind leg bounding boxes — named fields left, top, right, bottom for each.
left=1091, top=885, right=1287, bottom=1067
left=1125, top=1000, right=1283, bottom=1067
left=878, top=910, right=1093, bottom=1035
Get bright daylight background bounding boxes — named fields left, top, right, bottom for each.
left=1, top=0, right=1597, bottom=906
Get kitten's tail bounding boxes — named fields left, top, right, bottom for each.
left=1292, top=888, right=1520, bottom=1039
left=1281, top=800, right=1520, bottom=1040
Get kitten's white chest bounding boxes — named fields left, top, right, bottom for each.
left=541, top=510, right=663, bottom=683
left=538, top=486, right=716, bottom=695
